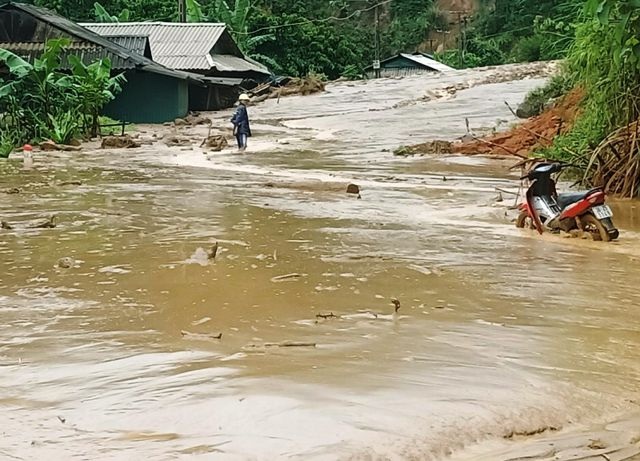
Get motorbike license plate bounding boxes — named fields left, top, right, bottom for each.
left=592, top=205, right=613, bottom=220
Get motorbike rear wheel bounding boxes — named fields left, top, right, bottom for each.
left=516, top=211, right=535, bottom=229
left=580, top=213, right=610, bottom=242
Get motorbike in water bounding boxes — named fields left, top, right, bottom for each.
left=515, top=162, right=619, bottom=241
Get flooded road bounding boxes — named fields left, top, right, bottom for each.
left=2, top=63, right=640, bottom=460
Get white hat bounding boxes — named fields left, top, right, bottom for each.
left=239, top=93, right=250, bottom=101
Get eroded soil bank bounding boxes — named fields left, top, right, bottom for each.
left=1, top=62, right=640, bottom=460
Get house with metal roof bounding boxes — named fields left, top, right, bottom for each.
left=364, top=52, right=455, bottom=79
left=0, top=1, right=238, bottom=122
left=82, top=22, right=270, bottom=110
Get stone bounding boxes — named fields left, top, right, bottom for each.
left=40, top=140, right=81, bottom=151
left=346, top=184, right=360, bottom=195
left=174, top=118, right=189, bottom=126
left=185, top=114, right=212, bottom=126
left=101, top=135, right=141, bottom=149
left=40, top=140, right=59, bottom=151
left=164, top=135, right=192, bottom=147
left=57, top=257, right=75, bottom=269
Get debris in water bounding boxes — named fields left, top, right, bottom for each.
left=200, top=135, right=228, bottom=151
left=316, top=312, right=340, bottom=320
left=101, top=135, right=141, bottom=149
left=2, top=188, right=21, bottom=194
left=207, top=242, right=219, bottom=260
left=391, top=298, right=401, bottom=312
left=271, top=273, right=305, bottom=282
left=181, top=330, right=222, bottom=340
left=504, top=425, right=559, bottom=439
left=1, top=221, right=13, bottom=230
left=57, top=257, right=75, bottom=269
left=588, top=439, right=607, bottom=450
left=346, top=184, right=360, bottom=195
left=58, top=180, right=83, bottom=187
left=29, top=215, right=56, bottom=229
left=57, top=416, right=66, bottom=424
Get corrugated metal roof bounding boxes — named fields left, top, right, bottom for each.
left=82, top=22, right=226, bottom=70
left=103, top=35, right=151, bottom=59
left=211, top=54, right=265, bottom=73
left=399, top=53, right=454, bottom=73
left=0, top=41, right=137, bottom=69
left=365, top=52, right=454, bottom=73
left=82, top=22, right=269, bottom=75
left=0, top=2, right=208, bottom=83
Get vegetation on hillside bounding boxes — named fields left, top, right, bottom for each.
left=439, top=0, right=582, bottom=68
left=25, top=0, right=450, bottom=79
left=540, top=0, right=640, bottom=197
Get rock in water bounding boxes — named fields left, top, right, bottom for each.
left=346, top=184, right=360, bottom=195
left=57, top=257, right=75, bottom=269
left=30, top=215, right=56, bottom=229
left=101, top=135, right=141, bottom=149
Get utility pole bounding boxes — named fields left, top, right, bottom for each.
left=374, top=2, right=381, bottom=78
left=178, top=0, right=186, bottom=22
left=461, top=16, right=468, bottom=66
left=457, top=12, right=463, bottom=68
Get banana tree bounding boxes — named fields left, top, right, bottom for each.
left=0, top=38, right=125, bottom=147
left=94, top=2, right=130, bottom=22
left=68, top=56, right=125, bottom=136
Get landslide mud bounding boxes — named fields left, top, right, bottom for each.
left=1, top=62, right=640, bottom=461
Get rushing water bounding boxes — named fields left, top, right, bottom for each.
left=2, top=64, right=640, bottom=460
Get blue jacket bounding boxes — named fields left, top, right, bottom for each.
left=231, top=104, right=252, bottom=136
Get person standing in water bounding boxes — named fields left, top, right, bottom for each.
left=231, top=93, right=252, bottom=152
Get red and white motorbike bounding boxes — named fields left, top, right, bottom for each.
left=516, top=162, right=619, bottom=241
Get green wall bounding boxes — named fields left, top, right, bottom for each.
left=104, top=70, right=189, bottom=123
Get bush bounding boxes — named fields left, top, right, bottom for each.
left=0, top=38, right=124, bottom=151
left=520, top=73, right=574, bottom=118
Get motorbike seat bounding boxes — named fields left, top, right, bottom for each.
left=557, top=188, right=602, bottom=209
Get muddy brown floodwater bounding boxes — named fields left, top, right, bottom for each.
left=2, top=63, right=640, bottom=461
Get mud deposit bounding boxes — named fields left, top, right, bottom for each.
left=1, top=63, right=640, bottom=460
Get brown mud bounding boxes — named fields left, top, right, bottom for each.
left=401, top=88, right=583, bottom=158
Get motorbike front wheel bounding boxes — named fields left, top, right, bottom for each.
left=516, top=211, right=535, bottom=229
left=580, top=214, right=612, bottom=242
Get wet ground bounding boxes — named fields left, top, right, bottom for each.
left=1, top=63, right=640, bottom=460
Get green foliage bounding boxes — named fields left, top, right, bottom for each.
left=458, top=0, right=582, bottom=67
left=438, top=37, right=506, bottom=69
left=93, top=2, right=130, bottom=22
left=185, top=0, right=206, bottom=22
left=521, top=73, right=574, bottom=117
left=544, top=1, right=640, bottom=163
left=341, top=64, right=363, bottom=80
left=0, top=39, right=125, bottom=150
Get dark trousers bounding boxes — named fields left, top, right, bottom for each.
left=236, top=133, right=248, bottom=149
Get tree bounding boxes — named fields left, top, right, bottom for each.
left=0, top=38, right=125, bottom=155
